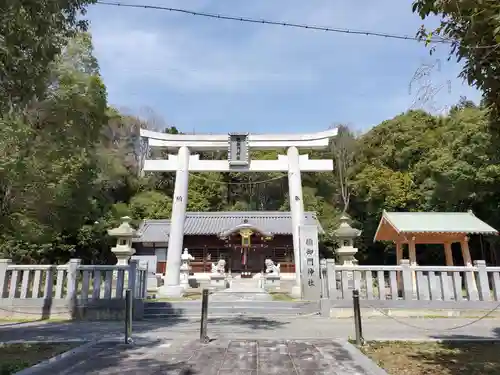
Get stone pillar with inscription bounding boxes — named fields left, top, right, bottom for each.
left=299, top=224, right=321, bottom=301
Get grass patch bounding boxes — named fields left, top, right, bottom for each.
left=361, top=341, right=500, bottom=375
left=0, top=342, right=78, bottom=374
left=269, top=292, right=295, bottom=301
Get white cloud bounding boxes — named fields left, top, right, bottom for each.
left=89, top=0, right=430, bottom=94
left=91, top=18, right=320, bottom=93
left=87, top=0, right=482, bottom=131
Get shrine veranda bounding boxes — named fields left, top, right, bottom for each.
left=139, top=129, right=338, bottom=298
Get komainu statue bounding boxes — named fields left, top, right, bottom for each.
left=265, top=259, right=280, bottom=276
left=211, top=259, right=226, bottom=274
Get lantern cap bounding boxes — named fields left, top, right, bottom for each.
left=107, top=216, right=138, bottom=238
left=333, top=214, right=361, bottom=239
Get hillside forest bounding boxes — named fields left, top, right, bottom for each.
left=2, top=1, right=500, bottom=267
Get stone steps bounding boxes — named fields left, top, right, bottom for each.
left=142, top=300, right=319, bottom=319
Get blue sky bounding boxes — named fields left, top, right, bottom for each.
left=87, top=0, right=481, bottom=133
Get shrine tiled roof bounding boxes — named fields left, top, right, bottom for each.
left=134, top=211, right=323, bottom=242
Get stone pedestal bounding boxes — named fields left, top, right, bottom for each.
left=210, top=278, right=272, bottom=301
left=291, top=285, right=302, bottom=298
left=264, top=274, right=281, bottom=289
left=210, top=274, right=227, bottom=289
left=337, top=254, right=357, bottom=288
left=188, top=276, right=198, bottom=288
left=158, top=284, right=186, bottom=298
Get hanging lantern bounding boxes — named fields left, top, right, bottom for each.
left=239, top=228, right=253, bottom=247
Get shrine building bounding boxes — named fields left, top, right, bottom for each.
left=133, top=211, right=323, bottom=275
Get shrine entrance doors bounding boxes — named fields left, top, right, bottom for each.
left=230, top=246, right=265, bottom=275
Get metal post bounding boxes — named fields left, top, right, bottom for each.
left=125, top=289, right=133, bottom=344
left=200, top=289, right=209, bottom=343
left=352, top=289, right=363, bottom=346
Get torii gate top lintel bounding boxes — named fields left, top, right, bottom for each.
left=140, top=128, right=338, bottom=151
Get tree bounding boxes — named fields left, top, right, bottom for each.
left=0, top=32, right=107, bottom=262
left=349, top=104, right=500, bottom=264
left=412, top=0, right=500, bottom=128
left=129, top=191, right=172, bottom=219
left=0, top=0, right=96, bottom=110
left=330, top=124, right=357, bottom=212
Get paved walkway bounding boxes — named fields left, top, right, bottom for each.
left=46, top=338, right=382, bottom=375
left=1, top=316, right=500, bottom=343
left=3, top=317, right=500, bottom=374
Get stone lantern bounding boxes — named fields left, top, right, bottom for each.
left=333, top=214, right=361, bottom=266
left=179, top=248, right=194, bottom=290
left=108, top=216, right=138, bottom=266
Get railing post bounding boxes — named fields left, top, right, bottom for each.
left=141, top=269, right=148, bottom=299
left=326, top=259, right=337, bottom=300
left=0, top=259, right=12, bottom=299
left=400, top=260, right=414, bottom=300
left=474, top=260, right=490, bottom=301
left=352, top=289, right=363, bottom=346
left=124, top=289, right=133, bottom=344
left=200, top=289, right=209, bottom=343
left=66, top=259, right=81, bottom=301
left=464, top=264, right=479, bottom=301
left=319, top=259, right=330, bottom=316
left=128, top=259, right=138, bottom=298
left=320, top=259, right=326, bottom=298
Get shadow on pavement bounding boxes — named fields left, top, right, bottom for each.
left=54, top=340, right=204, bottom=375
left=0, top=312, right=292, bottom=342
left=205, top=316, right=289, bottom=330
left=0, top=302, right=188, bottom=342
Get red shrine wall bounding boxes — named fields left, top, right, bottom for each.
left=137, top=234, right=295, bottom=274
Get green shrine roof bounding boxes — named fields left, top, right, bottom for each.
left=374, top=210, right=498, bottom=241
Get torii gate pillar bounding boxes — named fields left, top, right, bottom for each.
left=287, top=146, right=305, bottom=297
left=140, top=129, right=338, bottom=298
left=163, top=146, right=190, bottom=296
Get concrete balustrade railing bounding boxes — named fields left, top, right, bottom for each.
left=0, top=259, right=147, bottom=320
left=320, top=259, right=500, bottom=310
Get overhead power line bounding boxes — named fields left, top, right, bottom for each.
left=95, top=1, right=452, bottom=45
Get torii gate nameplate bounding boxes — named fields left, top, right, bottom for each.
left=228, top=132, right=249, bottom=167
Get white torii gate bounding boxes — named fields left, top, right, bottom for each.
left=140, top=128, right=338, bottom=297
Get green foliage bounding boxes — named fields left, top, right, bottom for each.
left=350, top=106, right=500, bottom=264
left=412, top=0, right=500, bottom=127
left=0, top=30, right=107, bottom=263
left=0, top=0, right=96, bottom=110
left=2, top=0, right=500, bottom=268
left=129, top=191, right=172, bottom=219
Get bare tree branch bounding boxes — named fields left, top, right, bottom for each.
left=330, top=124, right=358, bottom=213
